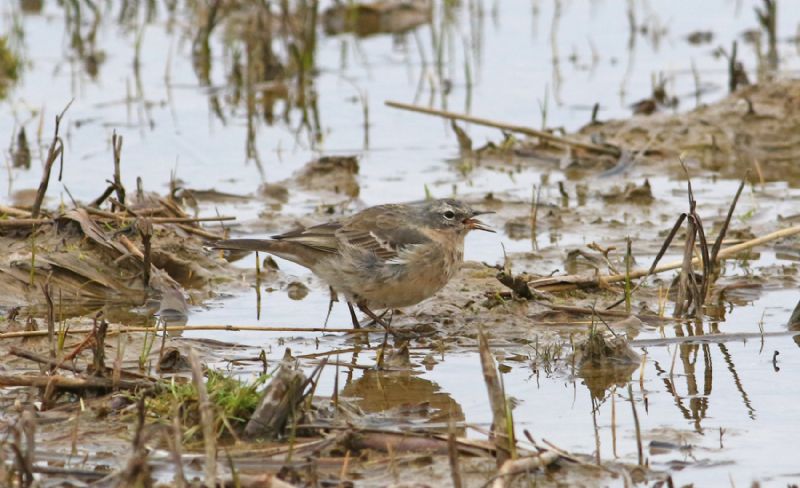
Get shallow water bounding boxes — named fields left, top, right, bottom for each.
left=5, top=1, right=800, bottom=206
left=3, top=0, right=800, bottom=485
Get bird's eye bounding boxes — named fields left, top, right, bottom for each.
left=443, top=210, right=456, bottom=220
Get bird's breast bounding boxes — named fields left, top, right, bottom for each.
left=365, top=241, right=464, bottom=308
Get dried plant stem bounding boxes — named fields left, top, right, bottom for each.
left=591, top=396, right=601, bottom=464
left=188, top=348, right=216, bottom=487
left=385, top=100, right=620, bottom=156
left=12, top=408, right=36, bottom=487
left=167, top=406, right=187, bottom=488
left=674, top=215, right=698, bottom=317
left=176, top=222, right=223, bottom=240
left=531, top=224, right=800, bottom=292
left=611, top=388, right=618, bottom=458
left=41, top=281, right=56, bottom=361
left=447, top=419, right=463, bottom=488
left=0, top=218, right=52, bottom=227
left=139, top=220, right=152, bottom=289
left=92, top=320, right=108, bottom=376
left=338, top=449, right=351, bottom=486
left=9, top=347, right=81, bottom=373
left=633, top=329, right=800, bottom=347
left=0, top=215, right=233, bottom=229
left=108, top=215, right=235, bottom=224
left=490, top=452, right=560, bottom=488
left=31, top=101, right=72, bottom=218
left=112, top=131, right=125, bottom=208
left=478, top=327, right=512, bottom=467
left=0, top=205, right=31, bottom=217
left=0, top=373, right=151, bottom=391
left=624, top=238, right=632, bottom=313
left=118, top=235, right=145, bottom=259
left=83, top=206, right=167, bottom=217
left=728, top=40, right=740, bottom=92
left=0, top=324, right=380, bottom=340
left=530, top=185, right=540, bottom=249
left=627, top=384, right=644, bottom=466
left=710, top=178, right=747, bottom=265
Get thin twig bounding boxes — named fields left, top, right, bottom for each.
left=385, top=100, right=621, bottom=156
left=9, top=347, right=81, bottom=373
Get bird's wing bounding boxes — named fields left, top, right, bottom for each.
left=335, top=205, right=431, bottom=261
left=273, top=205, right=431, bottom=260
left=272, top=221, right=342, bottom=253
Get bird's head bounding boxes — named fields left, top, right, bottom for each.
left=419, top=198, right=494, bottom=235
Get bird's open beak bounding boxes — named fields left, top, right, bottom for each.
left=464, top=210, right=495, bottom=233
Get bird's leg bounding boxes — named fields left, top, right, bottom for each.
left=347, top=301, right=360, bottom=329
left=363, top=309, right=389, bottom=326
left=323, top=286, right=339, bottom=328
left=347, top=301, right=372, bottom=347
left=357, top=302, right=386, bottom=326
left=357, top=302, right=397, bottom=336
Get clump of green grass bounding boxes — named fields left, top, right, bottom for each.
left=149, top=370, right=269, bottom=442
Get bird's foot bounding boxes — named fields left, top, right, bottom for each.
left=357, top=303, right=398, bottom=337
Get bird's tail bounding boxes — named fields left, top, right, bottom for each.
left=210, top=238, right=323, bottom=268
left=210, top=238, right=279, bottom=253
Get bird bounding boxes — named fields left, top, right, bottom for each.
left=211, top=198, right=494, bottom=329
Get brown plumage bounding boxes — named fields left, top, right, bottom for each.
left=212, top=199, right=493, bottom=327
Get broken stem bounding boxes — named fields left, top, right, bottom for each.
left=385, top=100, right=620, bottom=156
left=31, top=101, right=73, bottom=218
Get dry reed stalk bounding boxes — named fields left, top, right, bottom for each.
left=386, top=100, right=620, bottom=156
left=0, top=204, right=32, bottom=217
left=112, top=131, right=125, bottom=208
left=0, top=373, right=151, bottom=391
left=448, top=419, right=463, bottom=488
left=188, top=348, right=217, bottom=487
left=478, top=327, right=513, bottom=467
left=31, top=101, right=72, bottom=218
left=627, top=384, right=644, bottom=466
left=91, top=320, right=108, bottom=376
